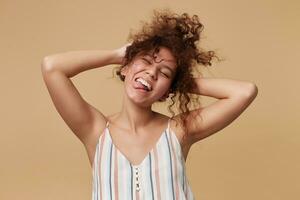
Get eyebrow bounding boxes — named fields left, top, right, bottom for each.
left=143, top=55, right=176, bottom=74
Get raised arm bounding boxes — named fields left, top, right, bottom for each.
left=41, top=45, right=127, bottom=146
left=176, top=77, right=258, bottom=145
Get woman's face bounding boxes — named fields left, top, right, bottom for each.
left=121, top=47, right=177, bottom=107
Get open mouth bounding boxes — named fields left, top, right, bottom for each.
left=134, top=77, right=151, bottom=92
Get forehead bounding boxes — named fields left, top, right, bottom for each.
left=139, top=47, right=177, bottom=67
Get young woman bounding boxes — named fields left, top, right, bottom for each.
left=41, top=9, right=258, bottom=200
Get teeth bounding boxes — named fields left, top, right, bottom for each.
left=136, top=78, right=151, bottom=91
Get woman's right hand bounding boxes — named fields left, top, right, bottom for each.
left=114, top=42, right=132, bottom=65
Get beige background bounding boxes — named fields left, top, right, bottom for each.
left=1, top=0, right=299, bottom=199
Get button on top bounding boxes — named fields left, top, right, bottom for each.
left=134, top=166, right=141, bottom=191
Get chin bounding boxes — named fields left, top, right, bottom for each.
left=125, top=90, right=151, bottom=107
left=133, top=99, right=153, bottom=108
left=124, top=84, right=163, bottom=107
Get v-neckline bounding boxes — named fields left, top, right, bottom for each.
left=106, top=119, right=170, bottom=167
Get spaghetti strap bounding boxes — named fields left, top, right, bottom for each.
left=167, top=118, right=171, bottom=131
left=105, top=120, right=109, bottom=128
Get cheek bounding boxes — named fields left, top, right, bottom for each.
left=158, top=80, right=172, bottom=92
left=126, top=63, right=139, bottom=75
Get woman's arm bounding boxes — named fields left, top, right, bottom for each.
left=178, top=77, right=258, bottom=144
left=190, top=77, right=257, bottom=98
left=42, top=49, right=122, bottom=77
left=41, top=45, right=128, bottom=147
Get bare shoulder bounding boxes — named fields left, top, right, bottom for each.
left=84, top=112, right=124, bottom=167
left=166, top=114, right=193, bottom=161
left=152, top=112, right=186, bottom=146
left=83, top=112, right=111, bottom=167
left=169, top=116, right=185, bottom=143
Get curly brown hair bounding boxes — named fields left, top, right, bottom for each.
left=113, top=8, right=221, bottom=143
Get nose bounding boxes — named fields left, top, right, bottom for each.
left=146, top=66, right=157, bottom=80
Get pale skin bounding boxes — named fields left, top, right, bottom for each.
left=41, top=43, right=258, bottom=168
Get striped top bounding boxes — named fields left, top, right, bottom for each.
left=92, top=118, right=195, bottom=200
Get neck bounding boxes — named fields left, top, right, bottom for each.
left=117, top=90, right=157, bottom=134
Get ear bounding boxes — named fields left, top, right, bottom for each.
left=120, top=65, right=128, bottom=77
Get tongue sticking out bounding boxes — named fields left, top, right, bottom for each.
left=136, top=80, right=149, bottom=91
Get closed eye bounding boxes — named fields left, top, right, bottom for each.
left=142, top=58, right=151, bottom=64
left=161, top=71, right=169, bottom=78
left=142, top=57, right=170, bottom=78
